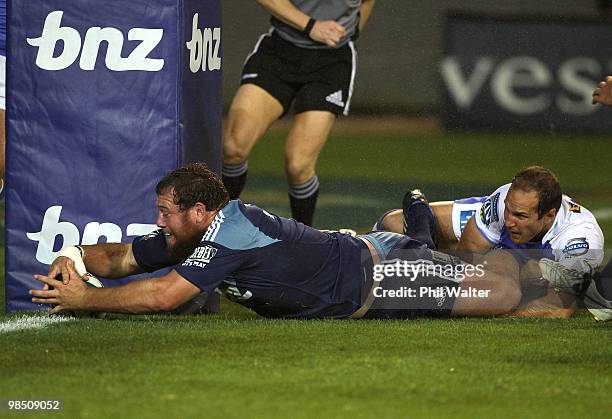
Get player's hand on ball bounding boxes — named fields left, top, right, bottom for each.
left=48, top=246, right=88, bottom=285
left=310, top=20, right=347, bottom=47
left=31, top=263, right=89, bottom=314
left=47, top=256, right=78, bottom=286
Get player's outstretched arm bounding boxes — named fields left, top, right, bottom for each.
left=32, top=264, right=201, bottom=314
left=592, top=75, right=612, bottom=106
left=80, top=243, right=143, bottom=279
left=48, top=243, right=143, bottom=284
left=256, top=0, right=347, bottom=47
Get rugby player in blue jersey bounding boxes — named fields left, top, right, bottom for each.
left=30, top=163, right=543, bottom=320
left=374, top=166, right=610, bottom=320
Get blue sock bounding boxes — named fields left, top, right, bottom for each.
left=403, top=201, right=435, bottom=249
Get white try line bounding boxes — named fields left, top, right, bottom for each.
left=0, top=313, right=75, bottom=334
left=593, top=208, right=612, bottom=221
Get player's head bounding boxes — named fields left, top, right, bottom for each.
left=155, top=163, right=229, bottom=259
left=156, top=163, right=229, bottom=212
left=504, top=166, right=561, bottom=243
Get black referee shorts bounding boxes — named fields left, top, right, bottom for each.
left=240, top=31, right=357, bottom=116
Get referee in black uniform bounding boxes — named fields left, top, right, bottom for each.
left=222, top=0, right=376, bottom=226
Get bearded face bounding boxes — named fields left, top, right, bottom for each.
left=155, top=190, right=205, bottom=261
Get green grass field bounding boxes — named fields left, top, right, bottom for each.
left=1, top=121, right=612, bottom=418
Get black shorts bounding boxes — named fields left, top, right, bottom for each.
left=240, top=31, right=356, bottom=116
left=359, top=233, right=463, bottom=319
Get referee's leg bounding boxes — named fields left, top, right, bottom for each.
left=285, top=110, right=336, bottom=226
left=222, top=84, right=283, bottom=199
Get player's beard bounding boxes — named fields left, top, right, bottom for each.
left=167, top=229, right=204, bottom=261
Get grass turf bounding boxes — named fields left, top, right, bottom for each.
left=1, top=307, right=611, bottom=418
left=1, top=124, right=612, bottom=417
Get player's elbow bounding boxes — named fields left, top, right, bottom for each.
left=152, top=280, right=198, bottom=313
left=150, top=284, right=183, bottom=312
left=151, top=292, right=179, bottom=312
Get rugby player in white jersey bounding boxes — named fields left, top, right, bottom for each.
left=373, top=166, right=610, bottom=320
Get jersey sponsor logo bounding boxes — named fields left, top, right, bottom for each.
left=183, top=245, right=218, bottom=268
left=568, top=202, right=582, bottom=213
left=325, top=90, right=345, bottom=107
left=479, top=192, right=500, bottom=226
left=563, top=238, right=589, bottom=256
left=26, top=206, right=157, bottom=264
left=185, top=13, right=221, bottom=73
left=27, top=11, right=165, bottom=72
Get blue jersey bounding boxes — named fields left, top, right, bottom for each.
left=132, top=200, right=369, bottom=319
left=0, top=0, right=6, bottom=55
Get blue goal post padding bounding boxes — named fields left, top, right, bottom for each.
left=6, top=0, right=221, bottom=311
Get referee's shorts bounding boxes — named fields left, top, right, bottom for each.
left=239, top=31, right=357, bottom=116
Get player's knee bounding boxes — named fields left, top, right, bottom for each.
left=153, top=289, right=181, bottom=312
left=285, top=157, right=315, bottom=184
left=223, top=132, right=252, bottom=164
left=223, top=145, right=249, bottom=165
left=380, top=210, right=404, bottom=234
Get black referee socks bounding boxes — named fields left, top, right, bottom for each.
left=222, top=161, right=249, bottom=199
left=289, top=175, right=320, bottom=226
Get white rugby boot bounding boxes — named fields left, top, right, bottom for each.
left=582, top=280, right=612, bottom=322
left=538, top=258, right=589, bottom=293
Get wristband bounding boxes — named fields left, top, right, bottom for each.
left=303, top=18, right=316, bottom=37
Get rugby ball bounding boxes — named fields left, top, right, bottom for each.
left=82, top=273, right=104, bottom=289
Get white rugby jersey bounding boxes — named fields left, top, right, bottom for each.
left=473, top=184, right=604, bottom=274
